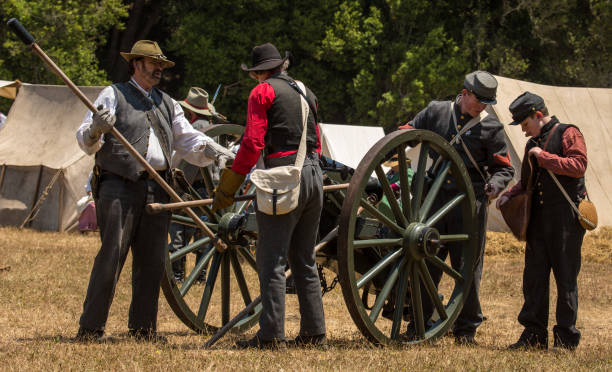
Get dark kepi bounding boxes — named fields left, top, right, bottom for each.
left=508, top=91, right=546, bottom=125
left=464, top=70, right=498, bottom=104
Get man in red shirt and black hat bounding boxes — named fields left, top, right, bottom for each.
left=212, top=42, right=326, bottom=349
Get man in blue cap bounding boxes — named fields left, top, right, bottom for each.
left=498, top=91, right=587, bottom=350
left=399, top=70, right=515, bottom=345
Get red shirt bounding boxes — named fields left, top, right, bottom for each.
left=232, top=82, right=321, bottom=175
left=503, top=126, right=587, bottom=198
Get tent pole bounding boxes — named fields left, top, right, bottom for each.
left=58, top=170, right=64, bottom=232
left=0, top=164, right=5, bottom=193
left=27, top=165, right=44, bottom=228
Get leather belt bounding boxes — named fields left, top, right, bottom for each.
left=264, top=152, right=319, bottom=168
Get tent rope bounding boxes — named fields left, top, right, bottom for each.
left=20, top=168, right=63, bottom=228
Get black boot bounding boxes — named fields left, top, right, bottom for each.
left=508, top=331, right=548, bottom=350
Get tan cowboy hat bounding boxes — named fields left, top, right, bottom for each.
left=179, top=87, right=217, bottom=116
left=120, top=40, right=175, bottom=68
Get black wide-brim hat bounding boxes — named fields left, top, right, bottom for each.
left=241, top=42, right=288, bottom=72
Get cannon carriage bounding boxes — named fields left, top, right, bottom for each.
left=152, top=124, right=478, bottom=346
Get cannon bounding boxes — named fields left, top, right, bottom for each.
left=6, top=18, right=477, bottom=347
left=151, top=123, right=478, bottom=346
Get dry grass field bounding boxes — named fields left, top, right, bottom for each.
left=1, top=226, right=611, bottom=371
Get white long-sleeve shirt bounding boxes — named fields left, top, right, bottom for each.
left=76, top=78, right=216, bottom=169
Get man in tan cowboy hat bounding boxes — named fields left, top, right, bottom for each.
left=74, top=40, right=233, bottom=343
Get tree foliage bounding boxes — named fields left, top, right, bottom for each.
left=0, top=0, right=609, bottom=126
left=0, top=0, right=128, bottom=85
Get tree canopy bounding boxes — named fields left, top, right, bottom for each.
left=1, top=0, right=610, bottom=126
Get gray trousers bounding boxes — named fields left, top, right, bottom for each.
left=79, top=176, right=170, bottom=333
left=255, top=156, right=326, bottom=340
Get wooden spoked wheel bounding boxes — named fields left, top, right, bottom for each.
left=161, top=124, right=262, bottom=334
left=337, top=129, right=478, bottom=345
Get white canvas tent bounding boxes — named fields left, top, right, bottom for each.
left=0, top=84, right=103, bottom=231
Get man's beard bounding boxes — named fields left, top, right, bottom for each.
left=147, top=68, right=162, bottom=83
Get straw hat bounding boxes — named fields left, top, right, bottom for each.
left=383, top=155, right=411, bottom=168
left=179, top=87, right=217, bottom=117
left=120, top=40, right=175, bottom=68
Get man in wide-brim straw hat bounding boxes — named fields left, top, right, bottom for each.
left=168, top=86, right=228, bottom=285
left=180, top=87, right=217, bottom=118
left=74, top=40, right=233, bottom=343
left=213, top=42, right=327, bottom=349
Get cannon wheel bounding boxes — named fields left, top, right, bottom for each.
left=161, top=124, right=262, bottom=334
left=338, top=129, right=478, bottom=345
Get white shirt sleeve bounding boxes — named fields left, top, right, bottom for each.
left=171, top=99, right=217, bottom=167
left=75, top=86, right=117, bottom=155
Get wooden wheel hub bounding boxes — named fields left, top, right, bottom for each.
left=403, top=223, right=440, bottom=260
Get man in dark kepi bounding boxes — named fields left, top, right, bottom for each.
left=399, top=70, right=515, bottom=345
left=212, top=42, right=326, bottom=349
left=74, top=40, right=233, bottom=343
left=498, top=92, right=587, bottom=350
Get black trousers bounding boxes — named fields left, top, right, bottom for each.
left=518, top=201, right=584, bottom=347
left=421, top=193, right=488, bottom=337
left=79, top=176, right=170, bottom=333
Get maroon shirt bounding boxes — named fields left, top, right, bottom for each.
left=503, top=126, right=587, bottom=198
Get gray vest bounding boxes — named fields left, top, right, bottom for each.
left=95, top=81, right=174, bottom=181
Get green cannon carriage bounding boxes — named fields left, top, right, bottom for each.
left=150, top=124, right=478, bottom=346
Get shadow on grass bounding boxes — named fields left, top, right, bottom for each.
left=166, top=335, right=447, bottom=351
left=16, top=330, right=196, bottom=345
left=16, top=332, right=453, bottom=351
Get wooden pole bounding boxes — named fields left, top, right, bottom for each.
left=147, top=183, right=350, bottom=214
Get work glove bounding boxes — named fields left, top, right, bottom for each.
left=211, top=168, right=246, bottom=213
left=203, top=140, right=236, bottom=164
left=84, top=106, right=116, bottom=146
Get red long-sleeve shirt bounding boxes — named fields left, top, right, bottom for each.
left=232, top=82, right=321, bottom=175
left=503, top=126, right=587, bottom=198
